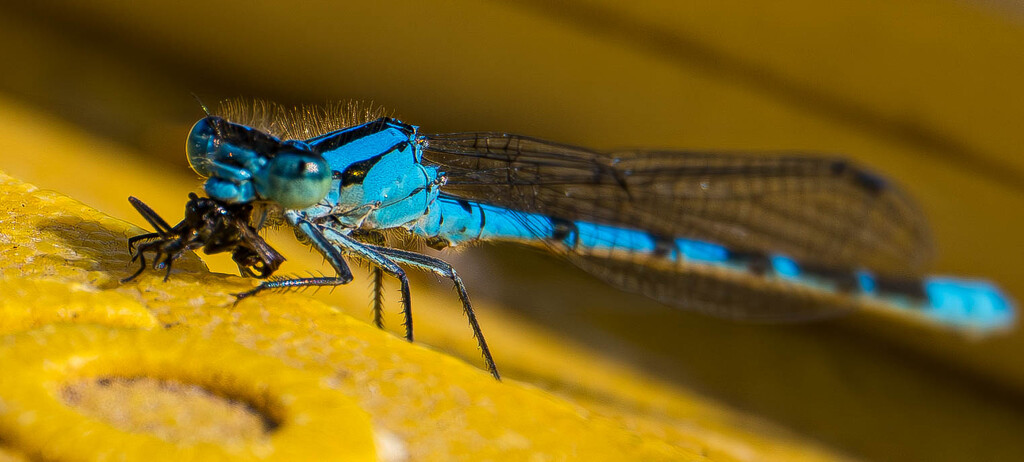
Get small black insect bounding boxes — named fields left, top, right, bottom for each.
left=123, top=193, right=285, bottom=283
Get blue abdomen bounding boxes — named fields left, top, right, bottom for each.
left=410, top=195, right=1014, bottom=331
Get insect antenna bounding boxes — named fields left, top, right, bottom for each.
left=190, top=92, right=224, bottom=139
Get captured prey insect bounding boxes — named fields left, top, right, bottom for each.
left=123, top=192, right=284, bottom=283
left=125, top=100, right=1015, bottom=379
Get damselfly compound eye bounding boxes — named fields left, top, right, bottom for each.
left=185, top=118, right=216, bottom=178
left=256, top=151, right=331, bottom=209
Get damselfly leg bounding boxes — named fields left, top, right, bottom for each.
left=363, top=244, right=499, bottom=379
left=233, top=211, right=354, bottom=301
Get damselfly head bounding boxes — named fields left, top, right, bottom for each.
left=186, top=116, right=331, bottom=210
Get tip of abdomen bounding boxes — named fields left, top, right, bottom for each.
left=922, top=277, right=1016, bottom=331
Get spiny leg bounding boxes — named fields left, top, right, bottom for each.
left=123, top=233, right=161, bottom=283
left=351, top=230, right=389, bottom=330
left=236, top=275, right=353, bottom=301
left=123, top=239, right=173, bottom=283
left=235, top=214, right=354, bottom=301
left=127, top=232, right=160, bottom=253
left=160, top=252, right=176, bottom=282
left=121, top=247, right=151, bottom=283
left=370, top=267, right=386, bottom=329
left=319, top=227, right=414, bottom=341
left=364, top=244, right=500, bottom=380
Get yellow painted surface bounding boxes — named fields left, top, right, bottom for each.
left=0, top=169, right=721, bottom=460
left=1, top=165, right=860, bottom=460
left=0, top=1, right=1022, bottom=460
left=0, top=325, right=377, bottom=461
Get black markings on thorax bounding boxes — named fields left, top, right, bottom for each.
left=337, top=141, right=414, bottom=188
left=312, top=117, right=412, bottom=152
left=339, top=153, right=385, bottom=187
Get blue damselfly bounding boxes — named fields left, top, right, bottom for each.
left=125, top=100, right=1016, bottom=379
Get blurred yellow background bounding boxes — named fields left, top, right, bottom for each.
left=0, top=1, right=1022, bottom=460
